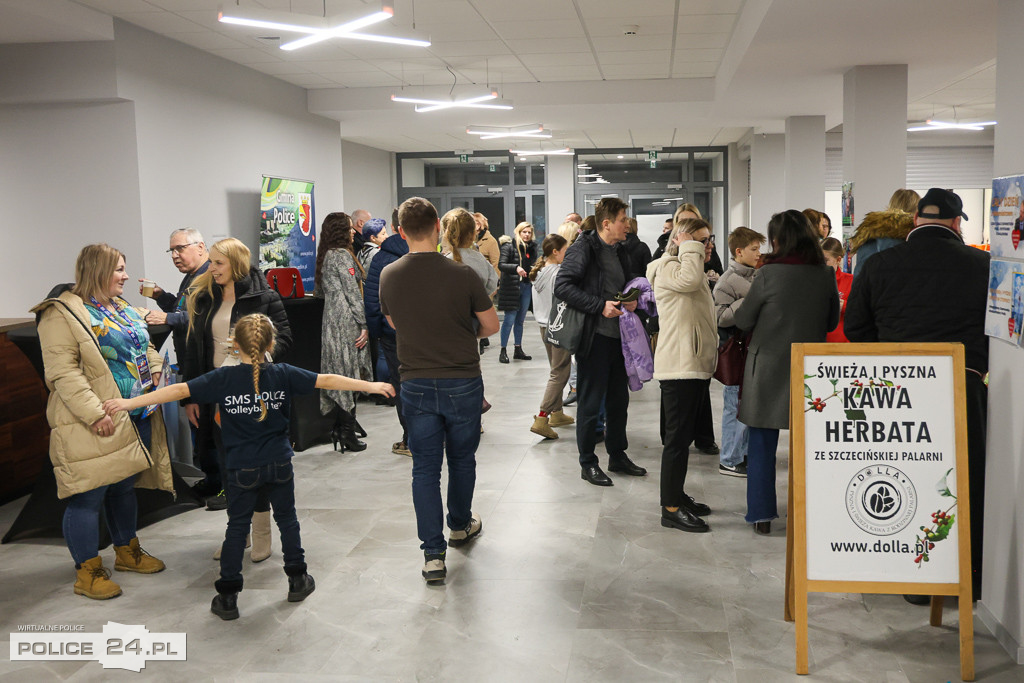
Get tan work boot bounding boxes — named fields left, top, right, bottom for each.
left=74, top=556, right=122, bottom=599
left=250, top=511, right=273, bottom=563
left=548, top=410, right=575, bottom=427
left=213, top=533, right=250, bottom=560
left=114, top=538, right=165, bottom=574
left=530, top=415, right=558, bottom=439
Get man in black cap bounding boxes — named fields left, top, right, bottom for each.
left=846, top=187, right=989, bottom=602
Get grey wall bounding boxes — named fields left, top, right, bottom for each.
left=1, top=101, right=145, bottom=315
left=0, top=21, right=344, bottom=317
left=340, top=140, right=394, bottom=226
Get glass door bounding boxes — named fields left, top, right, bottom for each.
left=449, top=194, right=507, bottom=240
left=629, top=193, right=687, bottom=254
left=514, top=190, right=547, bottom=236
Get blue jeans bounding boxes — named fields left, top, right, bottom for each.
left=720, top=385, right=748, bottom=467
left=219, top=460, right=304, bottom=589
left=745, top=426, right=780, bottom=524
left=401, top=376, right=483, bottom=555
left=500, top=281, right=532, bottom=347
left=63, top=415, right=151, bottom=565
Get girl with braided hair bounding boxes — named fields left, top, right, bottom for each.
left=104, top=313, right=394, bottom=621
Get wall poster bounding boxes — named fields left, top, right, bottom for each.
left=259, top=176, right=316, bottom=294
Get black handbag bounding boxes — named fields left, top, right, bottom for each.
left=713, top=332, right=748, bottom=386
left=545, top=297, right=586, bottom=354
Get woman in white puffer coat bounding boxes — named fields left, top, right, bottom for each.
left=646, top=217, right=718, bottom=534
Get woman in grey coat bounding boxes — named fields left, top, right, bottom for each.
left=734, top=210, right=839, bottom=535
left=316, top=212, right=373, bottom=452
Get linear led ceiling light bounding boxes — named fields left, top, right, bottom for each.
left=509, top=147, right=573, bottom=156
left=217, top=2, right=429, bottom=51
left=907, top=119, right=997, bottom=132
left=466, top=124, right=551, bottom=140
left=391, top=91, right=513, bottom=113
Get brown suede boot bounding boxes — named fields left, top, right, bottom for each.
left=548, top=410, right=575, bottom=427
left=74, top=556, right=122, bottom=600
left=250, top=511, right=272, bottom=563
left=114, top=538, right=165, bottom=574
left=530, top=415, right=558, bottom=439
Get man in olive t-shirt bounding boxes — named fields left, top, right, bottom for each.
left=379, top=197, right=499, bottom=585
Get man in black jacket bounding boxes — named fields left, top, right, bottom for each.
left=138, top=228, right=210, bottom=366
left=554, top=197, right=647, bottom=486
left=846, top=187, right=989, bottom=600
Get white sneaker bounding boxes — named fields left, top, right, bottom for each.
left=448, top=513, right=482, bottom=547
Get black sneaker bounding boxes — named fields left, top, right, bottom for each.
left=422, top=552, right=446, bottom=584
left=287, top=573, right=316, bottom=602
left=191, top=478, right=220, bottom=498
left=719, top=462, right=748, bottom=478
left=206, top=491, right=227, bottom=511
left=211, top=592, right=239, bottom=620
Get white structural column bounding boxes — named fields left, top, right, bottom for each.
left=784, top=115, right=825, bottom=211
left=842, top=65, right=908, bottom=216
left=979, top=0, right=1024, bottom=665
left=749, top=133, right=785, bottom=233
left=546, top=154, right=576, bottom=229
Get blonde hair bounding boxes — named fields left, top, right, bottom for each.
left=187, top=237, right=251, bottom=337
left=442, top=208, right=477, bottom=263
left=666, top=218, right=711, bottom=257
left=557, top=221, right=580, bottom=244
left=673, top=203, right=703, bottom=223
left=72, top=243, right=125, bottom=302
left=232, top=314, right=276, bottom=422
left=513, top=221, right=534, bottom=248
left=887, top=189, right=921, bottom=214
left=626, top=217, right=638, bottom=234
left=473, top=212, right=489, bottom=231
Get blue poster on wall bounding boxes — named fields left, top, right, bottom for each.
left=259, top=175, right=316, bottom=294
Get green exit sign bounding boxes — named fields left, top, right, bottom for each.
left=648, top=150, right=658, bottom=161
left=460, top=154, right=470, bottom=163
left=489, top=164, right=496, bottom=172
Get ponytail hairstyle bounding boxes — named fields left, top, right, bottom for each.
left=232, top=313, right=276, bottom=422
left=529, top=234, right=568, bottom=281
left=442, top=207, right=476, bottom=263
left=820, top=237, right=844, bottom=261
left=187, top=237, right=251, bottom=338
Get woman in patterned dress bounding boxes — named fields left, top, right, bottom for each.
left=316, top=212, right=373, bottom=452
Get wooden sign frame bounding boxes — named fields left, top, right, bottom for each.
left=784, top=342, right=974, bottom=681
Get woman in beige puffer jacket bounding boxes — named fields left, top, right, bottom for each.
left=32, top=244, right=172, bottom=600
left=646, top=217, right=718, bottom=534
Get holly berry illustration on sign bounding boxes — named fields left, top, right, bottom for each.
left=914, top=468, right=957, bottom=567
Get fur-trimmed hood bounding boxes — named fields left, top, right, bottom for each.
left=849, top=210, right=915, bottom=252
left=498, top=234, right=513, bottom=245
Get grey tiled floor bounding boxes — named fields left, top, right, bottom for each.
left=1, top=342, right=1020, bottom=681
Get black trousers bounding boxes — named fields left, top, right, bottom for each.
left=694, top=383, right=716, bottom=448
left=659, top=381, right=715, bottom=448
left=965, top=371, right=987, bottom=598
left=576, top=334, right=630, bottom=468
left=379, top=334, right=407, bottom=441
left=659, top=378, right=707, bottom=507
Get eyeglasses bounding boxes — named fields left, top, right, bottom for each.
left=697, top=236, right=712, bottom=245
left=166, top=242, right=198, bottom=255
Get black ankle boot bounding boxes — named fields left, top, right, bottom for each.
left=335, top=411, right=367, bottom=452
left=287, top=573, right=316, bottom=602
left=211, top=592, right=239, bottom=620
left=499, top=348, right=509, bottom=364
left=513, top=346, right=532, bottom=360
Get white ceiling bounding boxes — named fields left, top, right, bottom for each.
left=2, top=0, right=1001, bottom=153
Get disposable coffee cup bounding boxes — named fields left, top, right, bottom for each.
left=142, top=280, right=155, bottom=297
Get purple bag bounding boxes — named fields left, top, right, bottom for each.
left=618, top=277, right=657, bottom=391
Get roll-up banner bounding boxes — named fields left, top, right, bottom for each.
left=259, top=176, right=315, bottom=294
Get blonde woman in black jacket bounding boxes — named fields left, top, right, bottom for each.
left=496, top=222, right=538, bottom=363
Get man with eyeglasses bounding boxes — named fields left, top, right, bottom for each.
left=139, top=228, right=209, bottom=354
left=139, top=228, right=215, bottom=498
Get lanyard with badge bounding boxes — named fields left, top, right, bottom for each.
left=91, top=297, right=158, bottom=417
